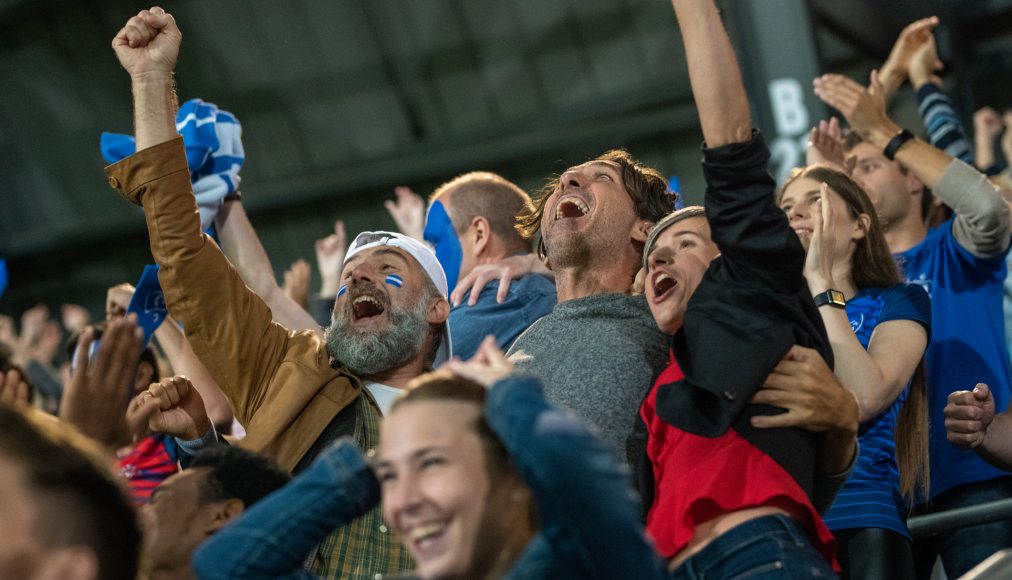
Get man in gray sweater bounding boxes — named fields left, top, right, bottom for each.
left=506, top=150, right=675, bottom=461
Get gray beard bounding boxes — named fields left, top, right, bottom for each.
left=325, top=299, right=430, bottom=377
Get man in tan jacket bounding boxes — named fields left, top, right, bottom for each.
left=106, top=8, right=451, bottom=579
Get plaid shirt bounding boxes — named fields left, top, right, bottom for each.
left=309, top=393, right=413, bottom=579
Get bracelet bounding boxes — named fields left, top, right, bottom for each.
left=883, top=129, right=915, bottom=161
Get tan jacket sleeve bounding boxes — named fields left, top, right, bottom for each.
left=104, top=137, right=286, bottom=425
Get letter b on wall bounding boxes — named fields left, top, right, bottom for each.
left=768, top=78, right=809, bottom=136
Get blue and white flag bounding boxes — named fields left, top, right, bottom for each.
left=385, top=274, right=404, bottom=288
left=127, top=265, right=168, bottom=346
left=101, top=98, right=244, bottom=231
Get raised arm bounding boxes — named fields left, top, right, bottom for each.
left=670, top=0, right=750, bottom=147
left=215, top=201, right=321, bottom=335
left=107, top=7, right=298, bottom=426
left=816, top=72, right=1011, bottom=257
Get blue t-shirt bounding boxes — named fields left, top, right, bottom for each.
left=449, top=273, right=556, bottom=360
left=823, top=284, right=931, bottom=538
left=895, top=218, right=1012, bottom=499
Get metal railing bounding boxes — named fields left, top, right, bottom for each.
left=908, top=497, right=1012, bottom=539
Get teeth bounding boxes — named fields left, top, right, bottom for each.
left=656, top=273, right=671, bottom=284
left=555, top=196, right=590, bottom=219
left=409, top=522, right=447, bottom=542
left=353, top=295, right=382, bottom=307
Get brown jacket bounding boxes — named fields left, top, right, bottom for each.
left=106, top=137, right=360, bottom=472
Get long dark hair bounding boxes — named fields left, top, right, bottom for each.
left=783, top=164, right=930, bottom=501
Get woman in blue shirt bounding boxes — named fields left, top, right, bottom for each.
left=779, top=164, right=932, bottom=580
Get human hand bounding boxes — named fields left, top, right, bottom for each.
left=106, top=283, right=137, bottom=321
left=442, top=336, right=515, bottom=389
left=315, top=220, right=347, bottom=297
left=0, top=367, right=32, bottom=407
left=750, top=345, right=859, bottom=436
left=61, top=304, right=91, bottom=335
left=945, top=383, right=995, bottom=450
left=1001, top=111, right=1012, bottom=163
left=975, top=108, right=1005, bottom=142
left=132, top=375, right=211, bottom=441
left=59, top=316, right=145, bottom=447
left=112, top=7, right=182, bottom=80
left=19, top=304, right=50, bottom=348
left=33, top=322, right=62, bottom=364
left=282, top=259, right=312, bottom=309
left=803, top=183, right=838, bottom=294
left=0, top=315, right=16, bottom=349
left=879, top=16, right=939, bottom=100
left=908, top=35, right=944, bottom=89
left=806, top=118, right=846, bottom=169
left=814, top=71, right=898, bottom=146
left=384, top=186, right=425, bottom=241
left=450, top=254, right=543, bottom=306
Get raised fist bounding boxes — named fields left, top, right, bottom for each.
left=112, top=7, right=182, bottom=78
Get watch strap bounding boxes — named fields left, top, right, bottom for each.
left=814, top=289, right=847, bottom=309
left=883, top=129, right=915, bottom=161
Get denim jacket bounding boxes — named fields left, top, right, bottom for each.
left=193, top=374, right=666, bottom=579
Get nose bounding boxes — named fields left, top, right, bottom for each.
left=560, top=169, right=586, bottom=190
left=347, top=261, right=379, bottom=286
left=383, top=474, right=423, bottom=523
left=649, top=253, right=670, bottom=270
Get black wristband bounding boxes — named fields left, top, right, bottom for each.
left=883, top=129, right=915, bottom=161
left=813, top=289, right=846, bottom=309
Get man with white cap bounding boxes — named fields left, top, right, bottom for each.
left=103, top=8, right=448, bottom=578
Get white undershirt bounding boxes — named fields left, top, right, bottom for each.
left=365, top=382, right=403, bottom=417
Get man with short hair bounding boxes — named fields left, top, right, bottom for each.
left=106, top=8, right=450, bottom=578
left=506, top=149, right=674, bottom=460
left=816, top=70, right=1012, bottom=577
left=425, top=171, right=556, bottom=359
left=141, top=445, right=290, bottom=580
left=0, top=404, right=141, bottom=580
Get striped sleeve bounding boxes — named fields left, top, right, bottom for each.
left=916, top=83, right=974, bottom=165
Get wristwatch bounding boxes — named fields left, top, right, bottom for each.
left=883, top=128, right=915, bottom=161
left=814, top=289, right=846, bottom=309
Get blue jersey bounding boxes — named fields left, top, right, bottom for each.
left=823, top=284, right=931, bottom=537
left=895, top=219, right=1012, bottom=498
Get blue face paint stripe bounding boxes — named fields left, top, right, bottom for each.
left=337, top=285, right=348, bottom=298
left=385, top=274, right=404, bottom=288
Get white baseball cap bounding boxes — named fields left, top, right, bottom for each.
left=344, top=231, right=453, bottom=367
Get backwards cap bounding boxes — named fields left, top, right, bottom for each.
left=344, top=231, right=452, bottom=367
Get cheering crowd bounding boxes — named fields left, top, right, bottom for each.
left=3, top=1, right=1012, bottom=578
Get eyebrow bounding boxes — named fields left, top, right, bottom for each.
left=344, top=249, right=411, bottom=271
left=373, top=445, right=448, bottom=470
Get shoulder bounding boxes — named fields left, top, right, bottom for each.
left=877, top=283, right=932, bottom=333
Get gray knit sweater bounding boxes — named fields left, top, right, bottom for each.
left=506, top=293, right=669, bottom=461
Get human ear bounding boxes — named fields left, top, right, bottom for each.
left=471, top=217, right=491, bottom=257
left=631, top=219, right=653, bottom=243
left=427, top=297, right=451, bottom=325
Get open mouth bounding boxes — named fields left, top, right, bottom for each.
left=792, top=226, right=813, bottom=238
left=351, top=294, right=386, bottom=321
left=555, top=196, right=590, bottom=220
left=407, top=521, right=449, bottom=556
left=651, top=271, right=678, bottom=303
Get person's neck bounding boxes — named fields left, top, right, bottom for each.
left=363, top=354, right=427, bottom=389
left=883, top=211, right=928, bottom=255
left=554, top=263, right=634, bottom=302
